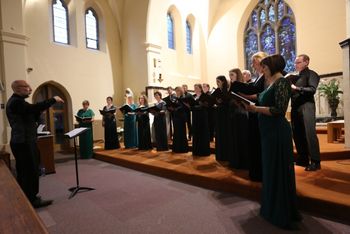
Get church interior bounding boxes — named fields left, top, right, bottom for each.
left=1, top=0, right=350, bottom=233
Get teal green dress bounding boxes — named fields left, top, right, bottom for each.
left=123, top=103, right=138, bottom=148
left=77, top=109, right=95, bottom=159
left=258, top=78, right=300, bottom=229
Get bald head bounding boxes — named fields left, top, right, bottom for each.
left=12, top=80, right=32, bottom=97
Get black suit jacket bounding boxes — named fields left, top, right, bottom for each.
left=290, top=67, right=320, bottom=109
left=6, top=94, right=56, bottom=143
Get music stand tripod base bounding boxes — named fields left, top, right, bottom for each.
left=68, top=186, right=95, bottom=199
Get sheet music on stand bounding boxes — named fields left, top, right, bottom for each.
left=64, top=127, right=88, bottom=139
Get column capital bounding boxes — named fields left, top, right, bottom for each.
left=0, top=30, right=29, bottom=46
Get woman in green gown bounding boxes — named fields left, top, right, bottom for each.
left=122, top=92, right=138, bottom=148
left=245, top=54, right=301, bottom=229
left=76, top=100, right=95, bottom=159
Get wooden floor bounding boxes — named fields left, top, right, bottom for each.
left=94, top=134, right=350, bottom=223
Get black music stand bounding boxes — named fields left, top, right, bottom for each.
left=65, top=127, right=95, bottom=199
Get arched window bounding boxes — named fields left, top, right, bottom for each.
left=52, top=0, right=69, bottom=44
left=167, top=13, right=175, bottom=49
left=186, top=20, right=192, bottom=54
left=244, top=0, right=296, bottom=73
left=85, top=8, right=99, bottom=50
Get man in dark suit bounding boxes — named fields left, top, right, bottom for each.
left=182, top=84, right=193, bottom=141
left=290, top=54, right=321, bottom=171
left=6, top=80, right=64, bottom=208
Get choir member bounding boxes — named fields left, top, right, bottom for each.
left=162, top=86, right=175, bottom=139
left=102, top=96, right=120, bottom=150
left=230, top=51, right=268, bottom=181
left=76, top=100, right=95, bottom=159
left=182, top=84, right=192, bottom=141
left=245, top=54, right=301, bottom=229
left=203, top=83, right=215, bottom=142
left=191, top=84, right=211, bottom=156
left=151, top=91, right=169, bottom=151
left=242, top=70, right=252, bottom=83
left=228, top=68, right=249, bottom=169
left=212, top=76, right=232, bottom=162
left=122, top=90, right=138, bottom=148
left=136, top=94, right=152, bottom=150
left=171, top=87, right=189, bottom=153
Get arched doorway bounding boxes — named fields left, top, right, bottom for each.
left=33, top=82, right=72, bottom=152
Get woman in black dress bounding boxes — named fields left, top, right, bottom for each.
left=212, top=76, right=232, bottom=162
left=170, top=87, right=189, bottom=153
left=102, top=96, right=120, bottom=150
left=191, top=84, right=210, bottom=156
left=230, top=51, right=268, bottom=181
left=151, top=91, right=169, bottom=151
left=228, top=68, right=249, bottom=169
left=136, top=94, right=152, bottom=150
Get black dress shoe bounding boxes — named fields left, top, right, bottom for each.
left=305, top=162, right=321, bottom=171
left=31, top=197, right=53, bottom=208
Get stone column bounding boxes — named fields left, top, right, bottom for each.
left=340, top=38, right=350, bottom=147
left=0, top=0, right=28, bottom=148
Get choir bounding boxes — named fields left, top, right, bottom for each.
left=80, top=51, right=307, bottom=229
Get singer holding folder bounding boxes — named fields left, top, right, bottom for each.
left=244, top=54, right=300, bottom=229
left=101, top=96, right=120, bottom=150
left=76, top=100, right=95, bottom=159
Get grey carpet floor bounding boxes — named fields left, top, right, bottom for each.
left=36, top=157, right=350, bottom=234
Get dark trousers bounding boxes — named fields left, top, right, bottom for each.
left=291, top=102, right=321, bottom=163
left=10, top=141, right=40, bottom=202
left=185, top=110, right=192, bottom=140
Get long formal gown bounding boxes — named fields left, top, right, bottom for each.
left=231, top=76, right=265, bottom=181
left=191, top=94, right=210, bottom=156
left=123, top=103, right=138, bottom=148
left=258, top=78, right=300, bottom=228
left=136, top=108, right=152, bottom=150
left=103, top=105, right=120, bottom=150
left=228, top=86, right=249, bottom=169
left=172, top=99, right=189, bottom=153
left=213, top=89, right=232, bottom=161
left=153, top=101, right=169, bottom=151
left=77, top=108, right=95, bottom=159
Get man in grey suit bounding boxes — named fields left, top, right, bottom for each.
left=290, top=54, right=321, bottom=171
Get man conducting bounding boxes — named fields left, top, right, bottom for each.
left=6, top=80, right=64, bottom=208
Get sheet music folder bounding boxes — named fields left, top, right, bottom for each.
left=231, top=92, right=256, bottom=106
left=65, top=127, right=88, bottom=139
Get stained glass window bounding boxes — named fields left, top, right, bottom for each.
left=186, top=21, right=192, bottom=54
left=167, top=13, right=175, bottom=49
left=261, top=25, right=276, bottom=55
left=52, top=0, right=69, bottom=44
left=244, top=0, right=296, bottom=73
left=85, top=8, right=99, bottom=50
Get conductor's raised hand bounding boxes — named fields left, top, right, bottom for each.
left=53, top=96, right=64, bottom=103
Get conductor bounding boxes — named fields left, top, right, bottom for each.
left=6, top=80, right=64, bottom=208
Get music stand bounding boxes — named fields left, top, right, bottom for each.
left=65, top=127, right=95, bottom=199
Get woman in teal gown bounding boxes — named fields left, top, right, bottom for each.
left=76, top=100, right=95, bottom=159
left=245, top=54, right=301, bottom=229
left=122, top=93, right=138, bottom=148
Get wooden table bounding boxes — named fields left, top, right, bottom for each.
left=0, top=160, right=48, bottom=234
left=327, top=120, right=345, bottom=143
left=37, top=135, right=55, bottom=174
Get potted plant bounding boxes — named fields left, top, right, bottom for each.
left=318, top=79, right=343, bottom=119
